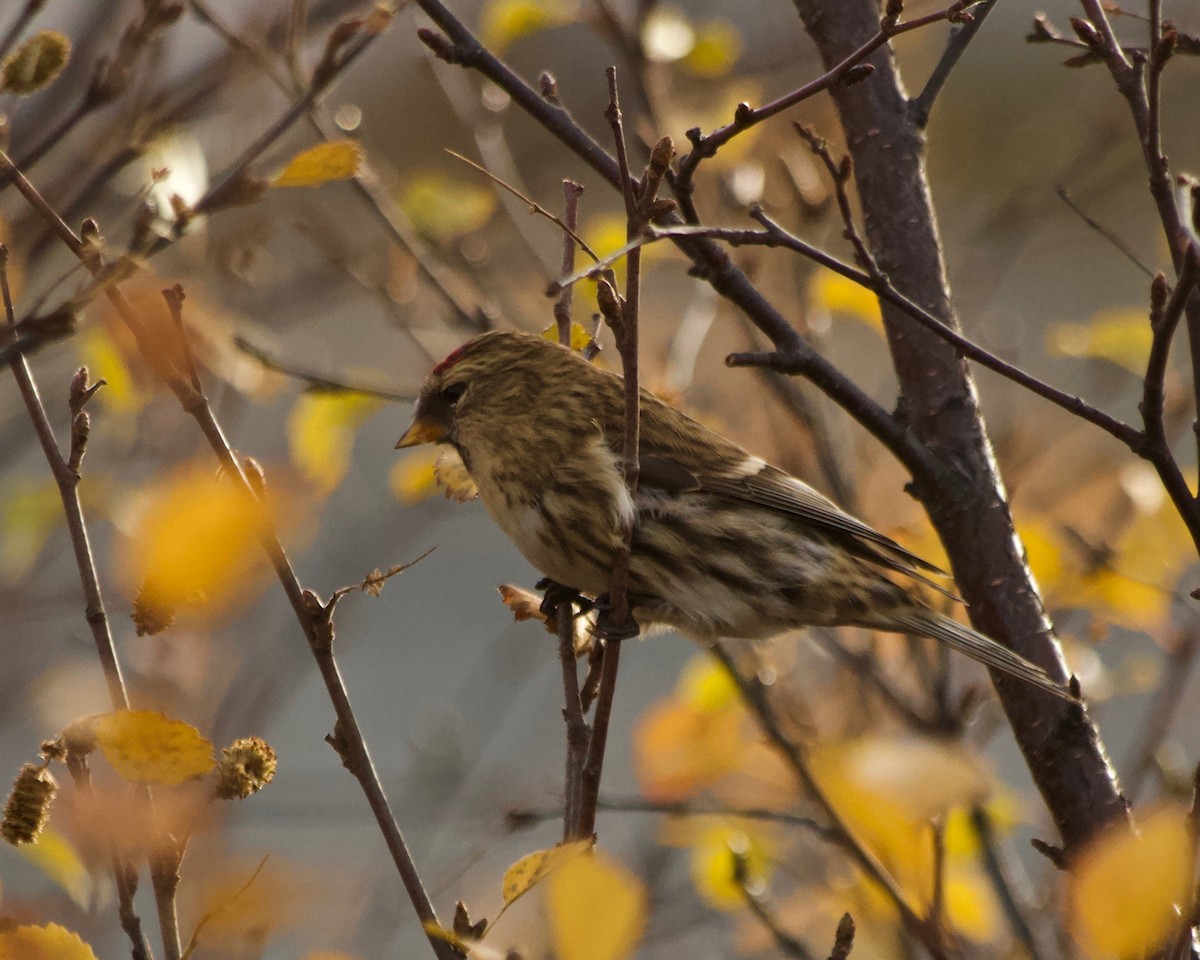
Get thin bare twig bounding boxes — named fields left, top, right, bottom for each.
left=1, top=245, right=153, bottom=959
left=708, top=643, right=942, bottom=956
left=0, top=148, right=455, bottom=960
left=672, top=0, right=982, bottom=210
left=1125, top=626, right=1200, bottom=799
left=1057, top=188, right=1155, bottom=278
left=233, top=335, right=417, bottom=401
left=552, top=181, right=592, bottom=842
left=447, top=150, right=600, bottom=263
left=576, top=67, right=642, bottom=841
left=506, top=794, right=838, bottom=841
left=0, top=0, right=46, bottom=63
left=910, top=0, right=998, bottom=127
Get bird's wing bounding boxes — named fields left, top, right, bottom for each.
left=637, top=438, right=952, bottom=593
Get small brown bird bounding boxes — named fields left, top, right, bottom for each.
left=397, top=330, right=1071, bottom=700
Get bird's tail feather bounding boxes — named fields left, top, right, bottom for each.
left=892, top=612, right=1076, bottom=702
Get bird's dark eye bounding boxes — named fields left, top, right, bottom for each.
left=442, top=382, right=467, bottom=404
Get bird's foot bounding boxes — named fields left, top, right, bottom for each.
left=590, top=593, right=641, bottom=642
left=536, top=578, right=593, bottom=620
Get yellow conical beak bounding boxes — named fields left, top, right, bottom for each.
left=395, top=416, right=446, bottom=449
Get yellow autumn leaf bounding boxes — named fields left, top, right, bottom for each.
left=480, top=0, right=577, bottom=51
left=0, top=30, right=71, bottom=95
left=633, top=695, right=745, bottom=801
left=288, top=391, right=382, bottom=495
left=1, top=478, right=63, bottom=580
left=118, top=459, right=272, bottom=616
left=399, top=172, right=497, bottom=240
left=676, top=654, right=739, bottom=712
left=270, top=140, right=363, bottom=187
left=0, top=924, right=97, bottom=960
left=502, top=839, right=593, bottom=906
left=76, top=326, right=147, bottom=415
left=93, top=710, right=215, bottom=785
left=390, top=449, right=440, bottom=503
left=687, top=822, right=773, bottom=910
left=942, top=866, right=1003, bottom=943
left=546, top=850, right=647, bottom=960
left=19, top=827, right=91, bottom=907
left=1046, top=308, right=1152, bottom=372
left=1068, top=805, right=1191, bottom=958
left=682, top=20, right=743, bottom=77
left=810, top=736, right=991, bottom=899
left=541, top=321, right=595, bottom=354
left=809, top=270, right=883, bottom=332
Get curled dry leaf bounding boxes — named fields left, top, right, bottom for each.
left=498, top=583, right=547, bottom=624
left=435, top=450, right=479, bottom=502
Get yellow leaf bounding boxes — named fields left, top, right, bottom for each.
left=76, top=326, right=147, bottom=415
left=399, top=172, right=498, bottom=240
left=541, top=321, right=596, bottom=354
left=688, top=822, right=773, bottom=910
left=0, top=923, right=98, bottom=960
left=118, top=459, right=274, bottom=617
left=19, top=827, right=91, bottom=907
left=546, top=850, right=647, bottom=960
left=480, top=0, right=577, bottom=51
left=390, top=449, right=440, bottom=503
left=813, top=737, right=991, bottom=829
left=633, top=696, right=744, bottom=801
left=1069, top=805, right=1191, bottom=958
left=809, top=271, right=883, bottom=332
left=0, top=30, right=70, bottom=95
left=502, top=839, right=592, bottom=906
left=271, top=140, right=363, bottom=187
left=1, top=478, right=63, bottom=580
left=682, top=21, right=743, bottom=77
left=288, top=391, right=382, bottom=495
left=93, top=710, right=215, bottom=785
left=676, top=654, right=739, bottom=712
left=1046, top=308, right=1152, bottom=372
left=943, top=866, right=1002, bottom=943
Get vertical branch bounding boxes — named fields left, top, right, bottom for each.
left=0, top=245, right=153, bottom=960
left=576, top=68, right=645, bottom=840
left=555, top=180, right=591, bottom=841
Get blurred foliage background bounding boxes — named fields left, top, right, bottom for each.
left=2, top=0, right=1200, bottom=958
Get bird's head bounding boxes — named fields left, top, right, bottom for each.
left=396, top=330, right=581, bottom=454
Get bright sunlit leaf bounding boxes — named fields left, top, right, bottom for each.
left=288, top=391, right=382, bottom=495
left=1069, top=805, right=1191, bottom=957
left=390, top=449, right=440, bottom=503
left=399, top=172, right=498, bottom=240
left=1046, top=308, right=1152, bottom=372
left=144, top=130, right=209, bottom=220
left=633, top=695, right=745, bottom=801
left=502, top=839, right=592, bottom=906
left=271, top=140, right=363, bottom=187
left=546, top=850, right=647, bottom=960
left=75, top=327, right=147, bottom=415
left=480, top=0, right=577, bottom=51
left=809, top=270, right=883, bottom=332
left=688, top=822, right=773, bottom=910
left=118, top=459, right=272, bottom=617
left=93, top=710, right=215, bottom=786
left=0, top=923, right=97, bottom=960
left=541, top=321, right=595, bottom=354
left=682, top=20, right=743, bottom=77
left=676, top=654, right=739, bottom=712
left=0, top=30, right=70, bottom=95
left=1, top=479, right=62, bottom=580
left=641, top=7, right=694, bottom=63
left=19, top=827, right=91, bottom=908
